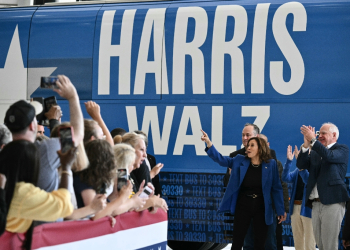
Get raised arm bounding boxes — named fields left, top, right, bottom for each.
left=85, top=101, right=114, bottom=146
left=54, top=75, right=84, bottom=146
left=282, top=145, right=298, bottom=183
left=297, top=127, right=312, bottom=170
left=201, top=129, right=233, bottom=168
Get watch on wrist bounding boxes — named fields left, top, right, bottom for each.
left=310, top=138, right=316, bottom=145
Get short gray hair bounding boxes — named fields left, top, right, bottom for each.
left=322, top=122, right=339, bottom=140
left=0, top=124, right=12, bottom=148
left=244, top=123, right=260, bottom=136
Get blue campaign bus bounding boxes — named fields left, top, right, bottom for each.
left=0, top=0, right=350, bottom=249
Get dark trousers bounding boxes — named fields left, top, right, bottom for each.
left=231, top=195, right=268, bottom=250
left=275, top=221, right=283, bottom=250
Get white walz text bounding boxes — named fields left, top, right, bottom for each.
left=98, top=2, right=307, bottom=96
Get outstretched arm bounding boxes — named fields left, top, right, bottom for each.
left=201, top=129, right=234, bottom=168
left=54, top=75, right=84, bottom=146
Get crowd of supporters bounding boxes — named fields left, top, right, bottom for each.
left=0, top=75, right=167, bottom=249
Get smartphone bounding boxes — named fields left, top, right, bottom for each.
left=117, top=168, right=128, bottom=191
left=40, top=76, right=59, bottom=89
left=58, top=126, right=74, bottom=153
left=139, top=186, right=153, bottom=198
left=99, top=183, right=107, bottom=194
left=44, top=96, right=57, bottom=112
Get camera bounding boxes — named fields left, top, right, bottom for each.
left=33, top=96, right=57, bottom=126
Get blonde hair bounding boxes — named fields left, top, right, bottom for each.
left=113, top=132, right=145, bottom=149
left=113, top=143, right=136, bottom=170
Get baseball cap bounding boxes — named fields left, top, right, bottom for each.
left=4, top=100, right=43, bottom=132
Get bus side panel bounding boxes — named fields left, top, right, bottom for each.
left=92, top=2, right=170, bottom=100
left=163, top=1, right=350, bottom=100
left=0, top=7, right=37, bottom=121
left=28, top=4, right=103, bottom=100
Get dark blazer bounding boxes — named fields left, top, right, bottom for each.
left=223, top=148, right=246, bottom=186
left=131, top=162, right=151, bottom=191
left=148, top=154, right=161, bottom=196
left=206, top=145, right=284, bottom=225
left=130, top=154, right=161, bottom=195
left=224, top=148, right=277, bottom=186
left=296, top=141, right=349, bottom=205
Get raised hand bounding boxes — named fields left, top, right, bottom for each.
left=150, top=163, right=164, bottom=179
left=294, top=145, right=300, bottom=159
left=119, top=180, right=133, bottom=201
left=57, top=147, right=78, bottom=170
left=300, top=125, right=316, bottom=148
left=54, top=75, right=78, bottom=101
left=200, top=129, right=212, bottom=148
left=287, top=145, right=295, bottom=160
left=90, top=194, right=107, bottom=213
left=45, top=105, right=62, bottom=121
left=84, top=101, right=101, bottom=121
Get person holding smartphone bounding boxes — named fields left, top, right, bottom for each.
left=0, top=140, right=76, bottom=249
left=113, top=133, right=168, bottom=214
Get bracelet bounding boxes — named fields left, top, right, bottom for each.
left=61, top=170, right=72, bottom=176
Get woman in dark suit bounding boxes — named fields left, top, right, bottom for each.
left=200, top=130, right=285, bottom=250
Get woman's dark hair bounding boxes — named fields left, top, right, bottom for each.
left=246, top=137, right=272, bottom=163
left=0, top=140, right=40, bottom=249
left=79, top=139, right=116, bottom=192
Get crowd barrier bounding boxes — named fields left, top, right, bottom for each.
left=0, top=210, right=168, bottom=250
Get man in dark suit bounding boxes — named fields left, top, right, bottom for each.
left=223, top=123, right=260, bottom=186
left=297, top=123, right=349, bottom=250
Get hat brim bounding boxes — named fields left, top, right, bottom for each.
left=29, top=101, right=43, bottom=115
